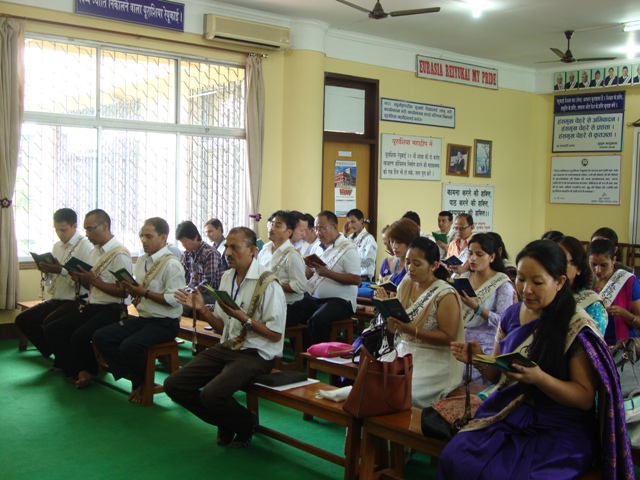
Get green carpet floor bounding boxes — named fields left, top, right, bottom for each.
left=1, top=339, right=435, bottom=479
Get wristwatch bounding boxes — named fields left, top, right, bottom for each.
left=244, top=319, right=253, bottom=330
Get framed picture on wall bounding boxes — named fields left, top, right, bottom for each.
left=446, top=144, right=471, bottom=177
left=474, top=139, right=492, bottom=178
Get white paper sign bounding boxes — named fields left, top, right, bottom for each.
left=552, top=113, right=623, bottom=152
left=550, top=155, right=621, bottom=205
left=381, top=98, right=455, bottom=128
left=380, top=134, right=441, bottom=180
left=441, top=184, right=494, bottom=232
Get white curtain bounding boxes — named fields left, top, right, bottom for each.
left=245, top=55, right=265, bottom=233
left=0, top=19, right=24, bottom=309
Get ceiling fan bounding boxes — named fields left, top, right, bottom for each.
left=547, top=30, right=617, bottom=63
left=336, top=0, right=441, bottom=20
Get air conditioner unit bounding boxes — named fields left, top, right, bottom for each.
left=204, top=14, right=291, bottom=51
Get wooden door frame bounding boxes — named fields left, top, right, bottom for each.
left=323, top=73, right=379, bottom=236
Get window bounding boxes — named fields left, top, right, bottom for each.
left=15, top=37, right=246, bottom=258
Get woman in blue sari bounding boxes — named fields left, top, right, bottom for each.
left=438, top=240, right=632, bottom=480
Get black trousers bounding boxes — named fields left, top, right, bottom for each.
left=286, top=293, right=354, bottom=347
left=15, top=299, right=77, bottom=361
left=43, top=303, right=121, bottom=377
left=163, top=347, right=272, bottom=435
left=93, top=316, right=179, bottom=389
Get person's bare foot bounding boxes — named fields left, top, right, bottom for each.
left=127, top=386, right=143, bottom=403
left=67, top=375, right=78, bottom=384
left=75, top=370, right=95, bottom=389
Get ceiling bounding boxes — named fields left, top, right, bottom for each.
left=210, top=0, right=640, bottom=70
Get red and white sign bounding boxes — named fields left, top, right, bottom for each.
left=416, top=55, right=498, bottom=90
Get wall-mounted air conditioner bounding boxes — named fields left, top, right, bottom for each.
left=204, top=14, right=291, bottom=50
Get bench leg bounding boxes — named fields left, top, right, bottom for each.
left=142, top=354, right=157, bottom=407
left=344, top=421, right=362, bottom=480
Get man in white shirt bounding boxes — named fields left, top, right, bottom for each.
left=44, top=209, right=132, bottom=388
left=290, top=210, right=309, bottom=254
left=204, top=218, right=228, bottom=270
left=165, top=227, right=286, bottom=448
left=303, top=213, right=320, bottom=255
left=257, top=210, right=307, bottom=312
left=93, top=217, right=185, bottom=403
left=16, top=208, right=92, bottom=369
left=403, top=210, right=435, bottom=242
left=435, top=210, right=455, bottom=259
left=287, top=210, right=361, bottom=346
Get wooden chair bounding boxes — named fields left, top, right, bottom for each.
left=330, top=318, right=356, bottom=344
left=141, top=340, right=180, bottom=407
left=274, top=324, right=307, bottom=371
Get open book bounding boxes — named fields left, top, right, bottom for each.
left=367, top=280, right=397, bottom=293
left=372, top=297, right=411, bottom=323
left=30, top=252, right=56, bottom=270
left=451, top=278, right=476, bottom=297
left=432, top=232, right=448, bottom=244
left=202, top=284, right=241, bottom=310
left=473, top=352, right=537, bottom=372
left=63, top=256, right=93, bottom=273
left=110, top=268, right=138, bottom=286
left=304, top=253, right=326, bottom=267
left=443, top=255, right=463, bottom=266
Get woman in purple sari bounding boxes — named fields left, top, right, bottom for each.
left=438, top=240, right=632, bottom=480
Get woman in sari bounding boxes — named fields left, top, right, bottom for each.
left=380, top=237, right=463, bottom=408
left=438, top=240, right=632, bottom=480
left=589, top=238, right=640, bottom=345
left=485, top=231, right=517, bottom=285
left=458, top=234, right=516, bottom=358
left=558, top=235, right=607, bottom=335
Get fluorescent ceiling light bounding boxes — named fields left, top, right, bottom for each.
left=624, top=21, right=640, bottom=32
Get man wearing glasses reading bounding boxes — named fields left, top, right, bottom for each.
left=287, top=210, right=360, bottom=347
left=446, top=214, right=474, bottom=278
left=44, top=209, right=132, bottom=389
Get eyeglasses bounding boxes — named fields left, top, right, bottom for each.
left=315, top=225, right=333, bottom=232
left=84, top=225, right=101, bottom=233
left=453, top=225, right=470, bottom=231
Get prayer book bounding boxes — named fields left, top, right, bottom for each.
left=110, top=268, right=138, bottom=286
left=254, top=370, right=308, bottom=387
left=30, top=252, right=56, bottom=269
left=432, top=232, right=448, bottom=244
left=473, top=352, right=537, bottom=372
left=451, top=278, right=476, bottom=297
left=304, top=253, right=326, bottom=267
left=202, top=284, right=241, bottom=310
left=372, top=297, right=411, bottom=323
left=443, top=255, right=463, bottom=266
left=256, top=238, right=265, bottom=250
left=63, top=256, right=93, bottom=273
left=367, top=280, right=397, bottom=293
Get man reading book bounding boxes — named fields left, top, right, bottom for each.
left=93, top=217, right=185, bottom=403
left=16, top=208, right=92, bottom=369
left=165, top=227, right=286, bottom=448
left=435, top=210, right=454, bottom=259
left=446, top=213, right=474, bottom=278
left=44, top=209, right=132, bottom=388
left=286, top=210, right=361, bottom=347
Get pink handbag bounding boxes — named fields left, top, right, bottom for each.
left=306, top=342, right=354, bottom=357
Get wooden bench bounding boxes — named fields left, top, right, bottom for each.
left=94, top=338, right=180, bottom=407
left=243, top=380, right=362, bottom=480
left=360, top=406, right=445, bottom=479
left=302, top=351, right=358, bottom=386
left=16, top=300, right=42, bottom=351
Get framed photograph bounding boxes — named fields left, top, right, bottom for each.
left=474, top=139, right=492, bottom=178
left=446, top=144, right=471, bottom=177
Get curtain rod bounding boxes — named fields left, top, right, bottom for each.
left=0, top=13, right=267, bottom=58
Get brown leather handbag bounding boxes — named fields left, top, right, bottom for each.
left=342, top=345, right=413, bottom=418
